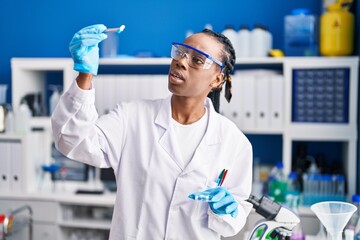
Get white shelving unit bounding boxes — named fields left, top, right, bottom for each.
left=6, top=56, right=359, bottom=238
left=283, top=58, right=358, bottom=196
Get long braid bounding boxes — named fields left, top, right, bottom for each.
left=202, top=29, right=236, bottom=112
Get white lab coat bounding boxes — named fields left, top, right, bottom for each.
left=52, top=81, right=253, bottom=240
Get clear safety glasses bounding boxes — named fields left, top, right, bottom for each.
left=171, top=42, right=224, bottom=71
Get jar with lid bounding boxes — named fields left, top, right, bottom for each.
left=284, top=8, right=318, bottom=56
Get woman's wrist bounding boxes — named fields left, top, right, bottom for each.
left=76, top=73, right=93, bottom=90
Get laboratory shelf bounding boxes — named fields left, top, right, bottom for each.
left=5, top=57, right=359, bottom=239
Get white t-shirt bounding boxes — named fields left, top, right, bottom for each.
left=171, top=107, right=209, bottom=169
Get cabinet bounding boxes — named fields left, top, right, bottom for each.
left=0, top=197, right=59, bottom=240
left=0, top=193, right=115, bottom=240
left=0, top=132, right=51, bottom=193
left=10, top=57, right=359, bottom=196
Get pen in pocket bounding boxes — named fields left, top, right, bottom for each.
left=216, top=169, right=228, bottom=186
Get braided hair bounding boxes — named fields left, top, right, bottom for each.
left=201, top=28, right=236, bottom=113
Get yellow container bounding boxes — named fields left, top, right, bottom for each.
left=320, top=3, right=354, bottom=56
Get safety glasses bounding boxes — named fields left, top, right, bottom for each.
left=171, top=42, right=224, bottom=71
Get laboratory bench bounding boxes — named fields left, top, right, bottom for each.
left=0, top=191, right=321, bottom=240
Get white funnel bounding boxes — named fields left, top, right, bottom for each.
left=311, top=201, right=357, bottom=240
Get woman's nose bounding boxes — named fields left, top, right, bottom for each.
left=176, top=53, right=189, bottom=68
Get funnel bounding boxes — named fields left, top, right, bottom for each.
left=311, top=201, right=357, bottom=240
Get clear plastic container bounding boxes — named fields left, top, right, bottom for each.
left=351, top=195, right=360, bottom=239
left=284, top=8, right=318, bottom=56
left=0, top=84, right=7, bottom=104
left=287, top=171, right=301, bottom=195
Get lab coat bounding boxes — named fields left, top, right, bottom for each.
left=52, top=81, right=253, bottom=240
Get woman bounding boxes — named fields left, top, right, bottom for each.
left=52, top=24, right=253, bottom=239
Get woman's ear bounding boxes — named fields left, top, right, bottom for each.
left=213, top=72, right=224, bottom=88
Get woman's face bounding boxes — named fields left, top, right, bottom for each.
left=168, top=33, right=224, bottom=100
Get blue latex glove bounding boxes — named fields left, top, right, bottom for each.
left=69, top=24, right=108, bottom=75
left=188, top=187, right=239, bottom=218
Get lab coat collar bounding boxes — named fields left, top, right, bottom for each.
left=154, top=95, right=222, bottom=170
left=154, top=95, right=222, bottom=146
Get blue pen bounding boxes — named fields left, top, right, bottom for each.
left=216, top=169, right=226, bottom=186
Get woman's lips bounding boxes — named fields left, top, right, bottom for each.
left=169, top=71, right=185, bottom=84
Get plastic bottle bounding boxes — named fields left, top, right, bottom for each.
left=221, top=25, right=238, bottom=51
left=268, top=162, right=287, bottom=203
left=286, top=172, right=301, bottom=196
left=237, top=25, right=251, bottom=58
left=185, top=30, right=194, bottom=38
left=320, top=1, right=354, bottom=56
left=289, top=194, right=305, bottom=240
left=49, top=85, right=61, bottom=116
left=345, top=195, right=360, bottom=239
left=204, top=24, right=213, bottom=30
left=284, top=8, right=318, bottom=56
left=250, top=25, right=271, bottom=57
left=5, top=106, right=15, bottom=133
left=15, top=99, right=31, bottom=134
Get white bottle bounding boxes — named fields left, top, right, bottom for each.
left=15, top=100, right=31, bottom=134
left=265, top=26, right=273, bottom=54
left=49, top=86, right=60, bottom=115
left=250, top=25, right=270, bottom=57
left=237, top=25, right=251, bottom=58
left=5, top=107, right=15, bottom=133
left=204, top=24, right=213, bottom=30
left=185, top=30, right=194, bottom=38
left=221, top=25, right=238, bottom=50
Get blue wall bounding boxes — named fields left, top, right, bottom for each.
left=0, top=0, right=322, bottom=102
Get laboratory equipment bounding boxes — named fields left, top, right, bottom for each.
left=105, top=24, right=125, bottom=33
left=268, top=162, right=287, bottom=203
left=250, top=25, right=272, bottom=57
left=221, top=25, right=238, bottom=52
left=0, top=105, right=5, bottom=133
left=237, top=25, right=251, bottom=58
left=100, top=168, right=117, bottom=192
left=311, top=201, right=357, bottom=240
left=188, top=187, right=238, bottom=218
left=5, top=106, right=14, bottom=133
left=49, top=85, right=61, bottom=115
left=246, top=195, right=300, bottom=240
left=1, top=205, right=32, bottom=240
left=0, top=85, right=8, bottom=133
left=284, top=8, right=318, bottom=56
left=101, top=25, right=126, bottom=58
left=344, top=195, right=360, bottom=238
left=320, top=0, right=354, bottom=56
left=0, top=85, right=7, bottom=104
left=15, top=99, right=31, bottom=134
